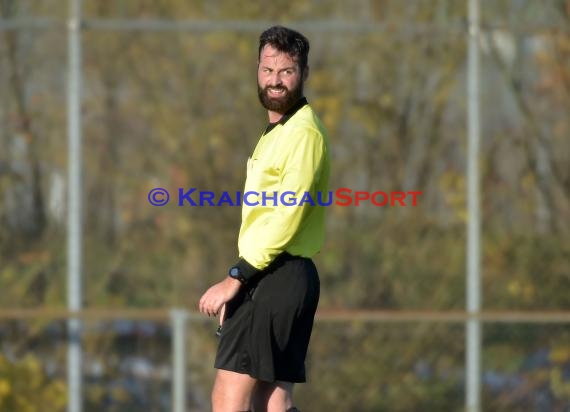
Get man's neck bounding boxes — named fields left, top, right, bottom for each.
left=267, top=110, right=283, bottom=124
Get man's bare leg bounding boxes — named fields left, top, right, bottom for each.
left=212, top=369, right=257, bottom=412
left=252, top=381, right=295, bottom=412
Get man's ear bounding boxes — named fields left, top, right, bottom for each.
left=303, top=65, right=310, bottom=81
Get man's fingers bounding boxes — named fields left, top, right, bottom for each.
left=199, top=297, right=222, bottom=317
left=198, top=283, right=229, bottom=317
left=211, top=301, right=222, bottom=317
left=198, top=294, right=208, bottom=314
left=199, top=296, right=212, bottom=315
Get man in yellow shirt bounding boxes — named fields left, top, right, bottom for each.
left=199, top=25, right=330, bottom=412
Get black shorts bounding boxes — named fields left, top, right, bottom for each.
left=214, top=253, right=320, bottom=383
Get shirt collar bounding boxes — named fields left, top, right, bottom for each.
left=263, top=97, right=308, bottom=135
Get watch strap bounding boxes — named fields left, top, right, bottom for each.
left=232, top=258, right=261, bottom=283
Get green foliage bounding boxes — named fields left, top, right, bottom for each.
left=296, top=322, right=465, bottom=411
left=0, top=354, right=66, bottom=412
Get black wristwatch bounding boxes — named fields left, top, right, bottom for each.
left=228, top=266, right=247, bottom=284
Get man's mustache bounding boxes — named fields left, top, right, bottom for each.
left=263, top=86, right=289, bottom=93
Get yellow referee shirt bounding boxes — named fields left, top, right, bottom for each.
left=235, top=98, right=330, bottom=278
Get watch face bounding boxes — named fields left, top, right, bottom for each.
left=229, top=267, right=246, bottom=284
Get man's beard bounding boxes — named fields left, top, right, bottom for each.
left=257, top=82, right=303, bottom=114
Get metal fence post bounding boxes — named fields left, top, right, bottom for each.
left=67, top=0, right=83, bottom=411
left=466, top=0, right=482, bottom=411
left=171, top=309, right=188, bottom=412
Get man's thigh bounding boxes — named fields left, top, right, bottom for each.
left=212, top=369, right=257, bottom=412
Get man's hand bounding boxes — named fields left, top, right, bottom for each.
left=199, top=277, right=242, bottom=317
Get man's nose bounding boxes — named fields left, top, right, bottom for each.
left=268, top=72, right=283, bottom=86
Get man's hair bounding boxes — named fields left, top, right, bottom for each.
left=258, top=26, right=310, bottom=70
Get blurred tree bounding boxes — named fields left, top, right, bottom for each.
left=0, top=353, right=67, bottom=412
